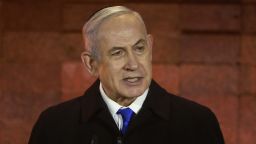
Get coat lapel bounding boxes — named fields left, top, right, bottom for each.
left=77, top=79, right=171, bottom=138
left=78, top=80, right=120, bottom=141
left=126, top=80, right=171, bottom=135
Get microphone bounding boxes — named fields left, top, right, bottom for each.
left=90, top=135, right=98, bottom=144
left=117, top=137, right=123, bottom=144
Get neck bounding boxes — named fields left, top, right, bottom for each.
left=100, top=83, right=138, bottom=106
left=115, top=97, right=137, bottom=107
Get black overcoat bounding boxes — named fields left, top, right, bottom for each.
left=28, top=80, right=225, bottom=144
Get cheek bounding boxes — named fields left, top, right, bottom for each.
left=100, top=61, right=124, bottom=78
left=144, top=63, right=152, bottom=76
left=140, top=55, right=152, bottom=70
left=109, top=58, right=127, bottom=72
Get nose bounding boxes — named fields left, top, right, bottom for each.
left=124, top=52, right=139, bottom=71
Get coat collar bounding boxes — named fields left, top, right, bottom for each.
left=80, top=79, right=107, bottom=123
left=80, top=79, right=171, bottom=123
left=142, top=80, right=170, bottom=120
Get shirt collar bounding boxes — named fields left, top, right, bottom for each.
left=80, top=79, right=170, bottom=124
left=99, top=82, right=148, bottom=116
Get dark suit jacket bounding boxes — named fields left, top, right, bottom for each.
left=28, top=79, right=224, bottom=144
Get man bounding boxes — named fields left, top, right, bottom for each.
left=29, top=6, right=225, bottom=144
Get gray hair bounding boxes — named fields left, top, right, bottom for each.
left=82, top=6, right=146, bottom=59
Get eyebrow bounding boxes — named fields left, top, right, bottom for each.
left=109, top=47, right=125, bottom=53
left=109, top=38, right=146, bottom=52
left=133, top=39, right=146, bottom=46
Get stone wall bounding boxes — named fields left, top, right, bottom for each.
left=0, top=0, right=255, bottom=144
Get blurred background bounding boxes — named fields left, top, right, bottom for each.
left=0, top=0, right=255, bottom=144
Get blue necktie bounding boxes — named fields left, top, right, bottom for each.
left=117, top=108, right=134, bottom=134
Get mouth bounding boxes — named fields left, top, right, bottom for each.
left=123, top=77, right=143, bottom=85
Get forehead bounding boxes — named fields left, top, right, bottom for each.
left=97, top=13, right=147, bottom=47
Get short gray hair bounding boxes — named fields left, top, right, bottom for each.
left=82, top=6, right=146, bottom=59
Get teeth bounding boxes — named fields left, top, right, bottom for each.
left=126, top=77, right=139, bottom=82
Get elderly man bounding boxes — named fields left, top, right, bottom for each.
left=29, top=6, right=224, bottom=144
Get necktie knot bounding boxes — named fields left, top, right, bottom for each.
left=117, top=108, right=134, bottom=134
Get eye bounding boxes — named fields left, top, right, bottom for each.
left=111, top=49, right=124, bottom=57
left=135, top=45, right=145, bottom=53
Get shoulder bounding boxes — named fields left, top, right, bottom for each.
left=28, top=96, right=86, bottom=143
left=37, top=96, right=84, bottom=126
left=150, top=80, right=215, bottom=119
left=149, top=80, right=216, bottom=120
left=162, top=92, right=224, bottom=143
left=166, top=91, right=222, bottom=134
left=36, top=80, right=101, bottom=126
left=149, top=80, right=218, bottom=124
left=169, top=93, right=216, bottom=121
left=39, top=80, right=101, bottom=122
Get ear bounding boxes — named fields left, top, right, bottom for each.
left=147, top=34, right=153, bottom=60
left=147, top=34, right=153, bottom=49
left=81, top=51, right=99, bottom=77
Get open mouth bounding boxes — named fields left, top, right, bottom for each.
left=123, top=77, right=143, bottom=85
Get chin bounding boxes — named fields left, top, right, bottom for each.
left=118, top=79, right=149, bottom=98
left=123, top=87, right=146, bottom=98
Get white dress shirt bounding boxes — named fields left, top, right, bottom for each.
left=99, top=82, right=148, bottom=130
